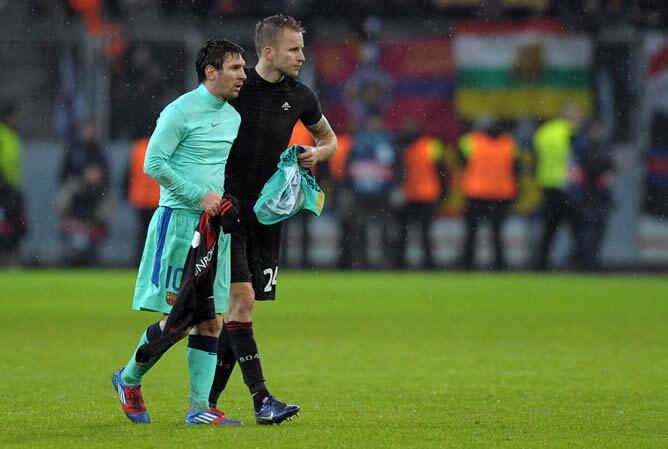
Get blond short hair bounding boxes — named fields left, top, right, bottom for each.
left=254, top=14, right=305, bottom=57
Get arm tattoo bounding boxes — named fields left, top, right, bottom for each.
left=305, top=116, right=337, bottom=161
left=306, top=116, right=335, bottom=141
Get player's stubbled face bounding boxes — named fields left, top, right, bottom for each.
left=272, top=30, right=305, bottom=78
left=216, top=53, right=247, bottom=99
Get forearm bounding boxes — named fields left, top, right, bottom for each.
left=314, top=134, right=338, bottom=162
left=307, top=115, right=338, bottom=162
left=144, top=154, right=206, bottom=206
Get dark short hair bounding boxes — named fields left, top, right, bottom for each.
left=254, top=14, right=305, bottom=57
left=195, top=39, right=245, bottom=83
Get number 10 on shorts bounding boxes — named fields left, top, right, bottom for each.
left=262, top=266, right=278, bottom=292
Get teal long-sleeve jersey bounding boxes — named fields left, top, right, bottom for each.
left=144, top=83, right=241, bottom=211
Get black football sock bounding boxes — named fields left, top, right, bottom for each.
left=209, top=323, right=237, bottom=407
left=146, top=321, right=163, bottom=342
left=226, top=321, right=271, bottom=411
left=251, top=384, right=270, bottom=412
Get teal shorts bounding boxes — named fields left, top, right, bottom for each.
left=132, top=207, right=231, bottom=314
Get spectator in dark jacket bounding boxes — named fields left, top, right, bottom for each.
left=0, top=175, right=27, bottom=265
left=56, top=119, right=112, bottom=266
left=568, top=120, right=615, bottom=271
left=344, top=114, right=398, bottom=268
left=60, top=118, right=109, bottom=187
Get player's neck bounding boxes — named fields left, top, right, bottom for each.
left=255, top=61, right=284, bottom=84
left=202, top=81, right=227, bottom=102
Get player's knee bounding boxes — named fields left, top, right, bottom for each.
left=195, top=315, right=223, bottom=336
left=158, top=316, right=191, bottom=340
left=180, top=326, right=193, bottom=339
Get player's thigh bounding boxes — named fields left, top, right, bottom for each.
left=228, top=210, right=263, bottom=300
left=229, top=281, right=255, bottom=305
left=213, top=231, right=232, bottom=313
left=250, top=221, right=283, bottom=300
left=230, top=221, right=252, bottom=285
left=229, top=198, right=282, bottom=300
left=132, top=208, right=198, bottom=313
left=194, top=313, right=223, bottom=336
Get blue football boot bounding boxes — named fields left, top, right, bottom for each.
left=185, top=408, right=243, bottom=426
left=111, top=368, right=150, bottom=424
left=255, top=396, right=300, bottom=425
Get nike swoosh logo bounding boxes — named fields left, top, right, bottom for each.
left=211, top=122, right=221, bottom=127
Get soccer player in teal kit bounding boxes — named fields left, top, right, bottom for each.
left=111, top=39, right=247, bottom=426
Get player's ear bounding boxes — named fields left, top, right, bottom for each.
left=263, top=46, right=273, bottom=60
left=205, top=64, right=217, bottom=80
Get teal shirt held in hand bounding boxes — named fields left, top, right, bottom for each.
left=254, top=145, right=325, bottom=225
left=144, top=83, right=241, bottom=211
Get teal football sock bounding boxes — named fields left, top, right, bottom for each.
left=121, top=322, right=162, bottom=385
left=187, top=335, right=219, bottom=412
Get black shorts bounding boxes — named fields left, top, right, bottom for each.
left=230, top=196, right=283, bottom=300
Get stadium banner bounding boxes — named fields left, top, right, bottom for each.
left=436, top=0, right=548, bottom=10
left=314, top=38, right=461, bottom=143
left=453, top=20, right=594, bottom=120
left=644, top=32, right=668, bottom=218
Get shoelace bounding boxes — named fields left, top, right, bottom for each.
left=125, top=387, right=145, bottom=413
left=207, top=408, right=227, bottom=418
left=266, top=396, right=287, bottom=409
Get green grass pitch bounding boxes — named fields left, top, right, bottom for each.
left=1, top=270, right=667, bottom=448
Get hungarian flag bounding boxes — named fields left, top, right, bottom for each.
left=453, top=20, right=593, bottom=120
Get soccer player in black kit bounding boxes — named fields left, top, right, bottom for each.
left=208, top=15, right=338, bottom=425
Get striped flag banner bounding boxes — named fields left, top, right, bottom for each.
left=644, top=32, right=668, bottom=217
left=646, top=33, right=668, bottom=116
left=380, top=38, right=460, bottom=143
left=453, top=20, right=594, bottom=120
left=314, top=38, right=461, bottom=143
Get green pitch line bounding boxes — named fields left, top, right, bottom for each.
left=1, top=270, right=666, bottom=449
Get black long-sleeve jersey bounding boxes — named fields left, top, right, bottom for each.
left=225, top=67, right=322, bottom=198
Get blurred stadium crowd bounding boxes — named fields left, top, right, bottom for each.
left=22, top=0, right=668, bottom=25
left=1, top=0, right=667, bottom=270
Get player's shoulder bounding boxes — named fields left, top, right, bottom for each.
left=224, top=101, right=242, bottom=122
left=157, top=98, right=187, bottom=124
left=288, top=78, right=320, bottom=109
left=290, top=77, right=315, bottom=95
left=163, top=88, right=198, bottom=114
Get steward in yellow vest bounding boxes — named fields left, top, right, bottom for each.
left=532, top=104, right=583, bottom=270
